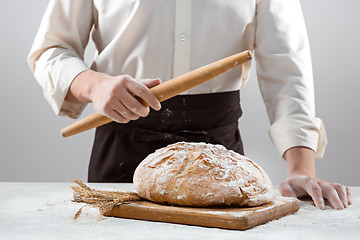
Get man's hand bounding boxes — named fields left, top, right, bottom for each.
left=280, top=175, right=351, bottom=209
left=280, top=147, right=352, bottom=210
left=66, top=70, right=162, bottom=123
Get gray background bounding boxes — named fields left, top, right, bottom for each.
left=0, top=0, right=359, bottom=185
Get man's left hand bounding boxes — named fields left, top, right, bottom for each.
left=281, top=146, right=352, bottom=210
left=280, top=175, right=351, bottom=209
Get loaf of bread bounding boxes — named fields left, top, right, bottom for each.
left=133, top=142, right=274, bottom=207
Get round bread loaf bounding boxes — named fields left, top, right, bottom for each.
left=133, top=142, right=274, bottom=207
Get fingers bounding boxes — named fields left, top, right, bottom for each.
left=305, top=177, right=325, bottom=210
left=141, top=78, right=162, bottom=89
left=279, top=182, right=297, bottom=198
left=100, top=98, right=136, bottom=124
left=346, top=186, right=352, bottom=205
left=282, top=175, right=351, bottom=210
left=111, top=99, right=141, bottom=123
left=125, top=78, right=161, bottom=111
left=319, top=182, right=344, bottom=210
left=93, top=75, right=162, bottom=123
left=305, top=179, right=352, bottom=210
left=331, top=183, right=349, bottom=208
left=107, top=109, right=130, bottom=124
left=118, top=89, right=150, bottom=117
left=112, top=77, right=161, bottom=122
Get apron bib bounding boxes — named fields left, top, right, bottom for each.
left=88, top=91, right=243, bottom=183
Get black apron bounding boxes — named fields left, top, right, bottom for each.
left=88, top=91, right=244, bottom=183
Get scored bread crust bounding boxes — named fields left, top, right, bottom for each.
left=133, top=142, right=274, bottom=207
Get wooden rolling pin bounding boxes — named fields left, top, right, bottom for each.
left=61, top=50, right=252, bottom=137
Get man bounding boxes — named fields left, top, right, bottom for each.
left=28, top=0, right=351, bottom=209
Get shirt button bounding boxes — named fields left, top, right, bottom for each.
left=179, top=34, right=187, bottom=41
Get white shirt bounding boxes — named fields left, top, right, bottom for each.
left=28, top=0, right=327, bottom=159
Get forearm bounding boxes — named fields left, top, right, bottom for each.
left=284, top=146, right=316, bottom=178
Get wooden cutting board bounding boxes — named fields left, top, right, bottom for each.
left=104, top=197, right=300, bottom=230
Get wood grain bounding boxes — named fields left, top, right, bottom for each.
left=105, top=197, right=300, bottom=230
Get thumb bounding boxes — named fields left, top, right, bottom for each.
left=140, top=78, right=162, bottom=89
left=279, top=182, right=297, bottom=198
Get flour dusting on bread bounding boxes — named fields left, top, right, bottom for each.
left=133, top=142, right=274, bottom=207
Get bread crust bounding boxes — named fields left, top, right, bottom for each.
left=133, top=142, right=274, bottom=207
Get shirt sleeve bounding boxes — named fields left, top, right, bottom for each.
left=254, top=0, right=327, bottom=159
left=27, top=0, right=93, bottom=118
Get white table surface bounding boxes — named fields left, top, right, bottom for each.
left=0, top=182, right=359, bottom=240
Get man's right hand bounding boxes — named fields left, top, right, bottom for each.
left=65, top=70, right=162, bottom=123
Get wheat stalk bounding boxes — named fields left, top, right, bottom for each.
left=71, top=179, right=142, bottom=220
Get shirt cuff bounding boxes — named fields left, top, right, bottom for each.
left=38, top=57, right=89, bottom=118
left=268, top=115, right=328, bottom=159
left=60, top=100, right=87, bottom=119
